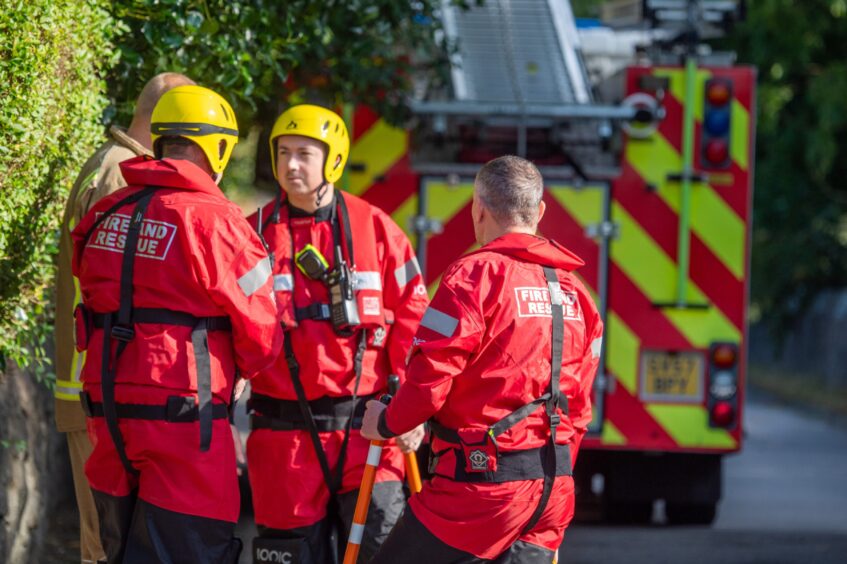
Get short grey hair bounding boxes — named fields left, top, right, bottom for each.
left=474, top=155, right=544, bottom=227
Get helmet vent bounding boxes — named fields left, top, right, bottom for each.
left=220, top=104, right=230, bottom=121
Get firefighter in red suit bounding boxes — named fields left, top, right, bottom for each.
left=245, top=104, right=429, bottom=563
left=362, top=155, right=604, bottom=563
left=72, top=85, right=283, bottom=563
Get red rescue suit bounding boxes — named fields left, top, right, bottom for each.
left=72, top=156, right=282, bottom=562
left=245, top=191, right=429, bottom=560
left=376, top=232, right=603, bottom=561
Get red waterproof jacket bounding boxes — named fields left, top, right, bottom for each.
left=247, top=191, right=429, bottom=400
left=72, top=156, right=283, bottom=401
left=384, top=232, right=603, bottom=456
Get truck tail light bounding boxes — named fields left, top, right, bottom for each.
left=708, top=342, right=739, bottom=428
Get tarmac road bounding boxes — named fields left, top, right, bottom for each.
left=559, top=389, right=847, bottom=563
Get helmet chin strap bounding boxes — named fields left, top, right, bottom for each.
left=315, top=180, right=329, bottom=209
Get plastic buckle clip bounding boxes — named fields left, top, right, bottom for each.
left=110, top=324, right=135, bottom=342
left=549, top=413, right=561, bottom=428
left=167, top=396, right=198, bottom=423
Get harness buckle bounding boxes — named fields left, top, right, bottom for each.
left=549, top=413, right=561, bottom=428
left=110, top=324, right=135, bottom=342
left=167, top=396, right=198, bottom=423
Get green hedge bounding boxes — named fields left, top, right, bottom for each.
left=0, top=1, right=116, bottom=369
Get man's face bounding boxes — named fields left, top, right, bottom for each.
left=276, top=135, right=327, bottom=198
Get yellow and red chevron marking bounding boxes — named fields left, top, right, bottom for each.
left=348, top=64, right=754, bottom=454
left=581, top=65, right=753, bottom=453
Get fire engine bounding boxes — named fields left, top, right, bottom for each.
left=345, top=0, right=753, bottom=525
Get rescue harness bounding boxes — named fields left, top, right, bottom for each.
left=77, top=186, right=233, bottom=476
left=427, top=266, right=570, bottom=533
left=248, top=190, right=371, bottom=516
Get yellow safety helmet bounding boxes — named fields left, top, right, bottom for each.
left=269, top=104, right=349, bottom=184
left=150, top=85, right=239, bottom=175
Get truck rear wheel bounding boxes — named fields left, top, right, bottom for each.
left=604, top=500, right=653, bottom=524
left=665, top=501, right=717, bottom=525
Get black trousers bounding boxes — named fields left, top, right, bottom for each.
left=370, top=506, right=556, bottom=564
left=253, top=480, right=405, bottom=564
left=91, top=488, right=242, bottom=564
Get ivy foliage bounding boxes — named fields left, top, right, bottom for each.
left=0, top=1, right=117, bottom=368
left=109, top=0, right=453, bottom=128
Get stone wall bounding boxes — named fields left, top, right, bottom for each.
left=0, top=361, right=71, bottom=563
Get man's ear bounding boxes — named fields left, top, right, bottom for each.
left=472, top=193, right=485, bottom=223
left=537, top=199, right=546, bottom=224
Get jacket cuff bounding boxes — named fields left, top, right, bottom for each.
left=378, top=409, right=398, bottom=439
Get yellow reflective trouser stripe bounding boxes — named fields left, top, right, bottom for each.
left=56, top=270, right=86, bottom=402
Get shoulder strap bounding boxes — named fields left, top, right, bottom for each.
left=100, top=188, right=158, bottom=476
left=80, top=186, right=159, bottom=253
left=521, top=266, right=565, bottom=534
left=335, top=192, right=355, bottom=265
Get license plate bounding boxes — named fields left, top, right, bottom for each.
left=640, top=350, right=704, bottom=403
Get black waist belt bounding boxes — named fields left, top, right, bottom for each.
left=80, top=392, right=228, bottom=422
left=248, top=392, right=375, bottom=432
left=434, top=443, right=572, bottom=483
left=92, top=308, right=231, bottom=331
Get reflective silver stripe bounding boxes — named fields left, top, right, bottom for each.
left=366, top=443, right=382, bottom=466
left=394, top=257, right=422, bottom=288
left=55, top=383, right=83, bottom=398
left=349, top=522, right=365, bottom=545
left=273, top=273, right=293, bottom=292
left=354, top=271, right=382, bottom=291
left=238, top=258, right=273, bottom=297
left=420, top=307, right=459, bottom=338
left=591, top=337, right=603, bottom=359
left=548, top=281, right=563, bottom=305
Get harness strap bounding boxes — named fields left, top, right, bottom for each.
left=80, top=392, right=228, bottom=422
left=248, top=392, right=375, bottom=431
left=192, top=318, right=214, bottom=451
left=92, top=309, right=231, bottom=331
left=294, top=303, right=332, bottom=322
left=100, top=189, right=157, bottom=476
left=335, top=192, right=355, bottom=266
left=430, top=443, right=572, bottom=483
left=521, top=266, right=565, bottom=534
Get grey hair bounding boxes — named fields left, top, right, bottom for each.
left=474, top=155, right=544, bottom=227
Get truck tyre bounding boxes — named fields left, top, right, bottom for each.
left=604, top=500, right=653, bottom=524
left=665, top=501, right=717, bottom=525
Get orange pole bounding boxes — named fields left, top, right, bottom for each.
left=404, top=451, right=422, bottom=495
left=343, top=439, right=384, bottom=564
